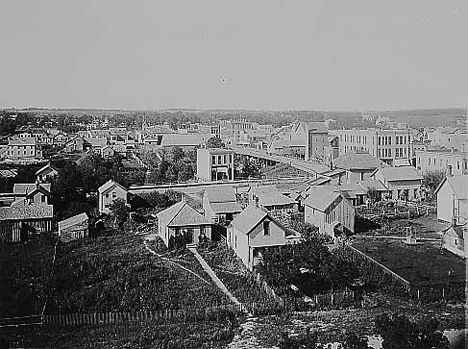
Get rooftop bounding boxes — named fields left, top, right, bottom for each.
left=58, top=212, right=89, bottom=231
left=204, top=185, right=237, bottom=203
left=373, top=166, right=423, bottom=182
left=333, top=152, right=388, bottom=170
left=304, top=187, right=343, bottom=212
left=158, top=201, right=211, bottom=227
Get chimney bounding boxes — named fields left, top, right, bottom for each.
left=447, top=164, right=453, bottom=177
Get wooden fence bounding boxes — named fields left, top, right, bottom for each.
left=43, top=305, right=244, bottom=326
left=347, top=245, right=411, bottom=291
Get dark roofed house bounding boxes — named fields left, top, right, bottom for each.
left=333, top=152, right=389, bottom=184
left=58, top=212, right=90, bottom=242
left=157, top=201, right=212, bottom=248
left=203, top=185, right=241, bottom=225
left=371, top=166, right=423, bottom=201
left=247, top=184, right=298, bottom=217
left=228, top=204, right=301, bottom=270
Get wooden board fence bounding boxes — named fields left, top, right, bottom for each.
left=43, top=305, right=244, bottom=326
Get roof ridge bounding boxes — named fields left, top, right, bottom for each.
left=166, top=201, right=187, bottom=226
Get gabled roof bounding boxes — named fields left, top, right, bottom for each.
left=13, top=183, right=51, bottom=195
left=371, top=166, right=423, bottom=182
left=35, top=163, right=60, bottom=176
left=257, top=192, right=296, bottom=207
left=333, top=152, right=388, bottom=170
left=443, top=223, right=467, bottom=239
left=0, top=200, right=53, bottom=220
left=304, top=187, right=343, bottom=212
left=358, top=179, right=388, bottom=192
left=58, top=212, right=89, bottom=231
left=98, top=180, right=127, bottom=194
left=231, top=205, right=268, bottom=234
left=157, top=201, right=211, bottom=227
left=210, top=202, right=242, bottom=214
left=435, top=175, right=468, bottom=199
left=205, top=186, right=237, bottom=204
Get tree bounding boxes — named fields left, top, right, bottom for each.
left=206, top=136, right=224, bottom=148
left=165, top=164, right=179, bottom=183
left=171, top=146, right=185, bottom=163
left=109, top=198, right=130, bottom=228
left=342, top=333, right=371, bottom=349
left=422, top=170, right=446, bottom=198
left=374, top=313, right=449, bottom=349
left=177, top=162, right=194, bottom=182
left=258, top=233, right=358, bottom=294
left=240, top=158, right=260, bottom=178
left=366, top=187, right=381, bottom=203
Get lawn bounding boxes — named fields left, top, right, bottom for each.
left=198, top=241, right=281, bottom=309
left=0, top=233, right=56, bottom=317
left=352, top=238, right=466, bottom=288
left=47, top=230, right=230, bottom=314
left=0, top=316, right=237, bottom=349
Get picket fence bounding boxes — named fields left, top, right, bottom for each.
left=43, top=305, right=243, bottom=326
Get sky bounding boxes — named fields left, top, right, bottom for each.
left=0, top=0, right=466, bottom=111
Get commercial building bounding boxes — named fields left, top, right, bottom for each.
left=197, top=148, right=235, bottom=182
left=415, top=149, right=468, bottom=176
left=332, top=129, right=411, bottom=166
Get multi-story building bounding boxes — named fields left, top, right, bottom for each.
left=305, top=122, right=329, bottom=161
left=6, top=137, right=38, bottom=159
left=197, top=148, right=235, bottom=182
left=415, top=149, right=468, bottom=175
left=332, top=128, right=411, bottom=166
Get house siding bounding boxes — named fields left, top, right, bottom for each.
left=99, top=186, right=127, bottom=214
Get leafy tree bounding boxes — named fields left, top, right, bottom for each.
left=177, top=162, right=195, bottom=182
left=240, top=158, right=260, bottom=178
left=109, top=198, right=130, bottom=228
left=366, top=187, right=381, bottom=203
left=171, top=146, right=185, bottom=163
left=342, top=333, right=371, bottom=349
left=165, top=164, right=179, bottom=183
left=374, top=313, right=449, bottom=349
left=422, top=170, right=446, bottom=197
left=139, top=192, right=170, bottom=210
left=206, top=136, right=224, bottom=148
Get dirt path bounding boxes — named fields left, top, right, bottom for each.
left=228, top=316, right=279, bottom=349
left=187, top=247, right=245, bottom=309
left=143, top=239, right=211, bottom=285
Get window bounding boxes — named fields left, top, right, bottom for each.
left=105, top=193, right=109, bottom=199
left=388, top=137, right=391, bottom=145
left=212, top=156, right=216, bottom=165
left=41, top=195, right=46, bottom=202
left=263, top=221, right=270, bottom=235
left=457, top=161, right=460, bottom=169
left=234, top=235, right=237, bottom=248
left=112, top=192, right=117, bottom=198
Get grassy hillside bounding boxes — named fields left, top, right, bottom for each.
left=48, top=231, right=229, bottom=314
left=0, top=233, right=56, bottom=317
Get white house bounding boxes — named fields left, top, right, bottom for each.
left=58, top=212, right=89, bottom=242
left=370, top=166, right=423, bottom=201
left=35, top=163, right=60, bottom=183
left=228, top=204, right=301, bottom=270
left=434, top=175, right=468, bottom=225
left=304, top=187, right=355, bottom=237
left=98, top=180, right=128, bottom=214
